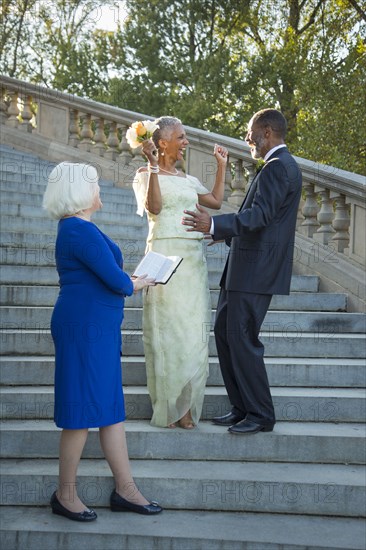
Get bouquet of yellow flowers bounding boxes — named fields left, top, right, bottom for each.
left=126, top=120, right=159, bottom=149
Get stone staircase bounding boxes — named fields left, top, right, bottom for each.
left=0, top=144, right=365, bottom=550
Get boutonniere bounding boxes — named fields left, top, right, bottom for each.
left=255, top=160, right=265, bottom=174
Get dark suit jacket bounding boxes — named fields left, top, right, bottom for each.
left=213, top=147, right=302, bottom=295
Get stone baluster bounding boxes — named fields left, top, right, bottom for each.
left=228, top=158, right=247, bottom=207
left=313, top=186, right=335, bottom=244
left=119, top=124, right=133, bottom=164
left=104, top=121, right=120, bottom=160
left=19, top=94, right=33, bottom=132
left=299, top=182, right=320, bottom=237
left=5, top=91, right=19, bottom=128
left=330, top=192, right=350, bottom=253
left=130, top=146, right=146, bottom=171
left=296, top=197, right=305, bottom=229
left=0, top=88, right=8, bottom=123
left=93, top=117, right=107, bottom=156
left=245, top=162, right=257, bottom=193
left=346, top=198, right=365, bottom=265
left=69, top=109, right=80, bottom=147
left=79, top=113, right=94, bottom=152
left=224, top=161, right=233, bottom=201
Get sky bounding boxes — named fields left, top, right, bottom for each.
left=91, top=1, right=129, bottom=30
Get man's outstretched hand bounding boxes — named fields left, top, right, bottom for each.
left=182, top=204, right=211, bottom=233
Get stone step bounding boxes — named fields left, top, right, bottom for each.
left=0, top=242, right=219, bottom=266
left=2, top=508, right=365, bottom=550
left=1, top=458, right=364, bottom=517
left=0, top=199, right=139, bottom=218
left=0, top=251, right=222, bottom=284
left=0, top=202, right=210, bottom=226
left=2, top=306, right=364, bottom=333
left=0, top=234, right=227, bottom=270
left=0, top=284, right=347, bottom=311
left=1, top=212, right=147, bottom=235
left=0, top=153, right=125, bottom=188
left=1, top=329, right=364, bottom=358
left=0, top=162, right=126, bottom=185
left=1, top=419, right=365, bottom=464
left=0, top=171, right=50, bottom=184
left=0, top=229, right=148, bottom=251
left=0, top=230, right=146, bottom=262
left=0, top=263, right=224, bottom=289
left=0, top=263, right=319, bottom=292
left=1, top=356, right=365, bottom=388
left=0, top=143, right=48, bottom=157
left=0, top=150, right=60, bottom=165
left=0, top=173, right=129, bottom=193
left=0, top=181, right=137, bottom=200
left=1, top=386, right=365, bottom=423
left=1, top=224, right=147, bottom=244
left=0, top=163, right=127, bottom=185
left=0, top=188, right=139, bottom=211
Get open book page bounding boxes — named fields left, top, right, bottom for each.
left=133, top=251, right=183, bottom=284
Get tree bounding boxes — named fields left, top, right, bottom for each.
left=98, top=0, right=250, bottom=133
left=296, top=35, right=366, bottom=174
left=220, top=0, right=366, bottom=170
left=98, top=0, right=365, bottom=172
left=100, top=0, right=365, bottom=173
left=0, top=0, right=38, bottom=77
left=0, top=0, right=114, bottom=96
left=1, top=0, right=365, bottom=173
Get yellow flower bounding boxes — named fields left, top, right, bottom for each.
left=135, top=121, right=147, bottom=137
left=126, top=120, right=160, bottom=149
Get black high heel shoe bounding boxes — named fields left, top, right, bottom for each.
left=50, top=491, right=97, bottom=522
left=110, top=489, right=162, bottom=515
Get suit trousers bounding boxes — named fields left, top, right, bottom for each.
left=214, top=288, right=275, bottom=426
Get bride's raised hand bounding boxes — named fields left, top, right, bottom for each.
left=213, top=144, right=228, bottom=166
left=141, top=139, right=158, bottom=164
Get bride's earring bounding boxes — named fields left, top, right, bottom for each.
left=160, top=148, right=165, bottom=157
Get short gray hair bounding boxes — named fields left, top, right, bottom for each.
left=43, top=162, right=99, bottom=219
left=152, top=116, right=182, bottom=149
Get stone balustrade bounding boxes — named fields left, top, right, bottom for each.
left=1, top=75, right=365, bottom=268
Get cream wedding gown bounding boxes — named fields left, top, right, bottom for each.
left=133, top=171, right=211, bottom=427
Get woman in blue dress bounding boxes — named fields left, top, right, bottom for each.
left=43, top=162, right=161, bottom=522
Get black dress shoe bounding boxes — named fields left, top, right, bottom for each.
left=110, top=489, right=163, bottom=515
left=50, top=491, right=97, bottom=522
left=212, top=411, right=245, bottom=426
left=228, top=419, right=274, bottom=435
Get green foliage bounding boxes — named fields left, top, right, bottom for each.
left=100, top=0, right=246, bottom=130
left=0, top=0, right=112, bottom=96
left=102, top=0, right=365, bottom=173
left=296, top=37, right=366, bottom=174
left=1, top=0, right=365, bottom=174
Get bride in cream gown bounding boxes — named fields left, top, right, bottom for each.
left=132, top=116, right=227, bottom=428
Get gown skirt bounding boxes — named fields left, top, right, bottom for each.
left=143, top=237, right=211, bottom=427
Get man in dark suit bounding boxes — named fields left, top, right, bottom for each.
left=182, top=109, right=302, bottom=434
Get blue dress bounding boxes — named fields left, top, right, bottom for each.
left=51, top=217, right=134, bottom=429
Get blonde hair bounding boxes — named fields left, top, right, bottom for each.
left=43, top=162, right=99, bottom=219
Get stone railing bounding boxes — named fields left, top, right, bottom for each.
left=1, top=75, right=365, bottom=269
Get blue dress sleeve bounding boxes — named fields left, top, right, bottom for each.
left=69, top=222, right=134, bottom=296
